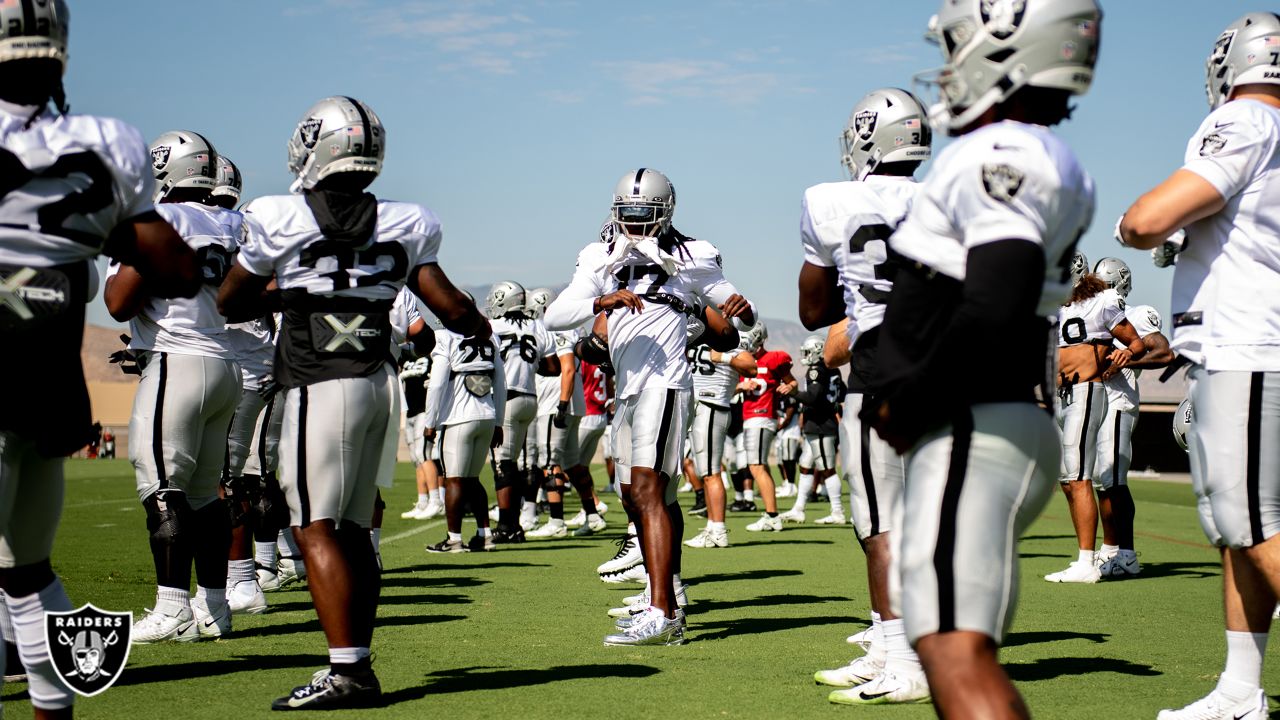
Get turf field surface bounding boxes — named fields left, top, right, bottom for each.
left=1, top=459, right=1272, bottom=719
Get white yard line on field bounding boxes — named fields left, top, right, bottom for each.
left=381, top=520, right=444, bottom=545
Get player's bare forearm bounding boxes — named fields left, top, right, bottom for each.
left=558, top=352, right=575, bottom=403
left=798, top=262, right=843, bottom=330
left=217, top=265, right=274, bottom=323
left=413, top=263, right=491, bottom=340
left=1125, top=333, right=1175, bottom=369
left=824, top=318, right=852, bottom=368
left=729, top=353, right=757, bottom=375
left=718, top=293, right=755, bottom=325
left=107, top=211, right=201, bottom=299
left=1120, top=170, right=1224, bottom=249
left=104, top=265, right=149, bottom=322
left=701, top=305, right=739, bottom=352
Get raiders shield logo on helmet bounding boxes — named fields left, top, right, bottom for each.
left=981, top=163, right=1025, bottom=203
left=854, top=110, right=877, bottom=141
left=150, top=146, right=171, bottom=171
left=1211, top=29, right=1236, bottom=66
left=980, top=0, right=1027, bottom=40
left=45, top=604, right=132, bottom=697
left=299, top=118, right=323, bottom=149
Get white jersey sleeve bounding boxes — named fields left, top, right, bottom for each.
left=1182, top=100, right=1279, bottom=200
left=684, top=241, right=751, bottom=314
left=544, top=243, right=608, bottom=331
left=1126, top=304, right=1162, bottom=339
left=1058, top=290, right=1127, bottom=348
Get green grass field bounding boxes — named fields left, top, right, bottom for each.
left=1, top=459, right=1273, bottom=719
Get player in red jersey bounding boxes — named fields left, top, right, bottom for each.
left=563, top=358, right=612, bottom=535
left=737, top=323, right=798, bottom=532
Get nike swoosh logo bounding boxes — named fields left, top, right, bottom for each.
left=860, top=690, right=892, bottom=700
left=991, top=143, right=1019, bottom=151
left=1215, top=120, right=1234, bottom=129
left=203, top=619, right=216, bottom=627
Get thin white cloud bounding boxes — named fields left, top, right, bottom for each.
left=599, top=59, right=798, bottom=106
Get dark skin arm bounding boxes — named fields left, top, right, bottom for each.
left=699, top=305, right=740, bottom=352
left=718, top=293, right=756, bottom=326
left=103, top=264, right=149, bottom=322
left=1101, top=330, right=1174, bottom=379
left=412, top=263, right=491, bottom=341
left=798, top=262, right=844, bottom=330
left=217, top=266, right=275, bottom=322
left=536, top=355, right=561, bottom=377
left=105, top=210, right=201, bottom=299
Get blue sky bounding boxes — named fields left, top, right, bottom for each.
left=70, top=0, right=1245, bottom=327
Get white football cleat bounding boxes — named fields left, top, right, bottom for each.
left=487, top=505, right=500, bottom=523
left=600, top=563, right=648, bottom=585
left=587, top=514, right=607, bottom=532
left=191, top=596, right=232, bottom=639
left=776, top=482, right=797, bottom=498
left=227, top=579, right=268, bottom=615
left=684, top=527, right=729, bottom=548
left=1157, top=688, right=1268, bottom=720
left=422, top=499, right=444, bottom=519
left=596, top=500, right=609, bottom=515
left=527, top=519, right=568, bottom=538
left=597, top=535, right=643, bottom=574
left=815, top=511, right=847, bottom=525
left=745, top=513, right=783, bottom=532
left=257, top=564, right=281, bottom=592
left=779, top=508, right=806, bottom=524
left=603, top=608, right=685, bottom=646
left=277, top=558, right=307, bottom=589
left=846, top=626, right=873, bottom=649
left=131, top=606, right=198, bottom=644
left=564, top=510, right=587, bottom=528
left=519, top=505, right=539, bottom=531
left=609, top=584, right=689, bottom=617
left=828, top=668, right=930, bottom=705
left=400, top=500, right=430, bottom=520
left=1098, top=551, right=1141, bottom=578
left=1044, top=560, right=1101, bottom=584
left=678, top=481, right=694, bottom=493
left=814, top=655, right=884, bottom=687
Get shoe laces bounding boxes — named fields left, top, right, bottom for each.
left=609, top=535, right=635, bottom=560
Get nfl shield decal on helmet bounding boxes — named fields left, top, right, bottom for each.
left=150, top=146, right=171, bottom=171
left=45, top=604, right=132, bottom=697
left=980, top=0, right=1027, bottom=40
left=854, top=110, right=877, bottom=141
left=981, top=164, right=1025, bottom=202
left=299, top=118, right=323, bottom=149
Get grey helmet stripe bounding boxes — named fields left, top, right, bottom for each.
left=342, top=96, right=374, bottom=157
left=19, top=0, right=35, bottom=37
left=633, top=168, right=646, bottom=196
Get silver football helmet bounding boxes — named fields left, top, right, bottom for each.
left=525, top=287, right=556, bottom=320
left=486, top=281, right=527, bottom=319
left=918, top=0, right=1103, bottom=133
left=800, top=335, right=824, bottom=367
left=212, top=155, right=242, bottom=203
left=0, top=0, right=69, bottom=66
left=287, top=96, right=385, bottom=192
left=149, top=131, right=218, bottom=202
left=1173, top=397, right=1192, bottom=452
left=1206, top=13, right=1280, bottom=109
left=1093, top=257, right=1132, bottom=298
left=611, top=169, right=675, bottom=239
left=840, top=88, right=933, bottom=180
left=1069, top=251, right=1090, bottom=286
left=741, top=321, right=768, bottom=354
left=686, top=314, right=707, bottom=349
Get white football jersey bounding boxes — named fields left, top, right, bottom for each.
left=421, top=328, right=506, bottom=428
left=800, top=176, right=919, bottom=344
left=238, top=196, right=440, bottom=299
left=688, top=346, right=741, bottom=408
left=1173, top=99, right=1280, bottom=371
left=226, top=317, right=275, bottom=388
left=111, top=203, right=253, bottom=358
left=0, top=107, right=155, bottom=268
left=546, top=236, right=749, bottom=400
left=1058, top=289, right=1126, bottom=348
left=491, top=314, right=555, bottom=395
left=389, top=285, right=424, bottom=362
left=891, top=121, right=1096, bottom=319
left=1104, top=304, right=1162, bottom=412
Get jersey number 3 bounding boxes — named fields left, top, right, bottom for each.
left=300, top=239, right=408, bottom=291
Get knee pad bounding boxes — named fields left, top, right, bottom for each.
left=495, top=460, right=521, bottom=491
left=144, top=491, right=194, bottom=549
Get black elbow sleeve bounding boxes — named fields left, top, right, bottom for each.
left=575, top=332, right=610, bottom=366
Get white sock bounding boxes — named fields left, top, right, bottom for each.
left=708, top=521, right=726, bottom=532
left=1099, top=543, right=1119, bottom=556
left=868, top=611, right=887, bottom=663
left=196, top=585, right=226, bottom=607
left=882, top=618, right=920, bottom=672
left=722, top=474, right=732, bottom=489
left=626, top=522, right=637, bottom=536
left=448, top=531, right=463, bottom=542
left=477, top=527, right=491, bottom=537
left=1077, top=549, right=1094, bottom=564
left=370, top=528, right=382, bottom=552
left=744, top=489, right=755, bottom=502
left=1217, top=631, right=1268, bottom=701
left=255, top=541, right=277, bottom=569
left=417, top=492, right=429, bottom=504
left=156, top=586, right=191, bottom=616
left=521, top=500, right=536, bottom=514
left=734, top=491, right=744, bottom=501
left=278, top=529, right=303, bottom=559
left=434, top=488, right=445, bottom=504
left=329, top=646, right=371, bottom=667
left=824, top=476, right=842, bottom=509
left=9, top=579, right=74, bottom=710
left=794, top=473, right=814, bottom=511
left=228, top=558, right=255, bottom=585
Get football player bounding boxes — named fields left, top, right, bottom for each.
left=565, top=354, right=613, bottom=535
left=396, top=313, right=441, bottom=522
left=522, top=286, right=558, bottom=532
left=528, top=317, right=589, bottom=538
left=864, top=1, right=1102, bottom=715
left=781, top=335, right=847, bottom=525
left=1045, top=256, right=1145, bottom=584
left=485, top=281, right=557, bottom=542
left=774, top=393, right=802, bottom=498
left=210, top=155, right=242, bottom=211
left=1091, top=257, right=1175, bottom=578
left=797, top=87, right=932, bottom=703
left=740, top=323, right=798, bottom=533
left=106, top=131, right=251, bottom=643
left=545, top=168, right=753, bottom=645
left=684, top=318, right=757, bottom=548
left=422, top=323, right=506, bottom=553
left=218, top=96, right=489, bottom=709
left=1119, top=14, right=1280, bottom=720
left=0, top=2, right=200, bottom=713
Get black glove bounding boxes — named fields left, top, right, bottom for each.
left=108, top=334, right=141, bottom=376
left=257, top=377, right=282, bottom=400
left=553, top=400, right=570, bottom=429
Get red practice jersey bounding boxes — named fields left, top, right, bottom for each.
left=742, top=351, right=792, bottom=421
left=582, top=361, right=609, bottom=417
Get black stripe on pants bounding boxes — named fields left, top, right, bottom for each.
left=1075, top=384, right=1094, bottom=481
left=860, top=420, right=880, bottom=536
left=296, top=387, right=311, bottom=527
left=934, top=410, right=974, bottom=634
left=1110, top=410, right=1122, bottom=487
left=1248, top=372, right=1265, bottom=546
left=653, top=390, right=676, bottom=472
left=152, top=353, right=169, bottom=489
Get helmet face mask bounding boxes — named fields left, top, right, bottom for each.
left=287, top=96, right=385, bottom=193
left=611, top=169, right=675, bottom=241
left=150, top=131, right=219, bottom=202
left=525, top=287, right=556, bottom=320
left=486, top=280, right=527, bottom=319
left=1205, top=13, right=1280, bottom=109
left=839, top=88, right=933, bottom=180
left=800, top=335, right=824, bottom=367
